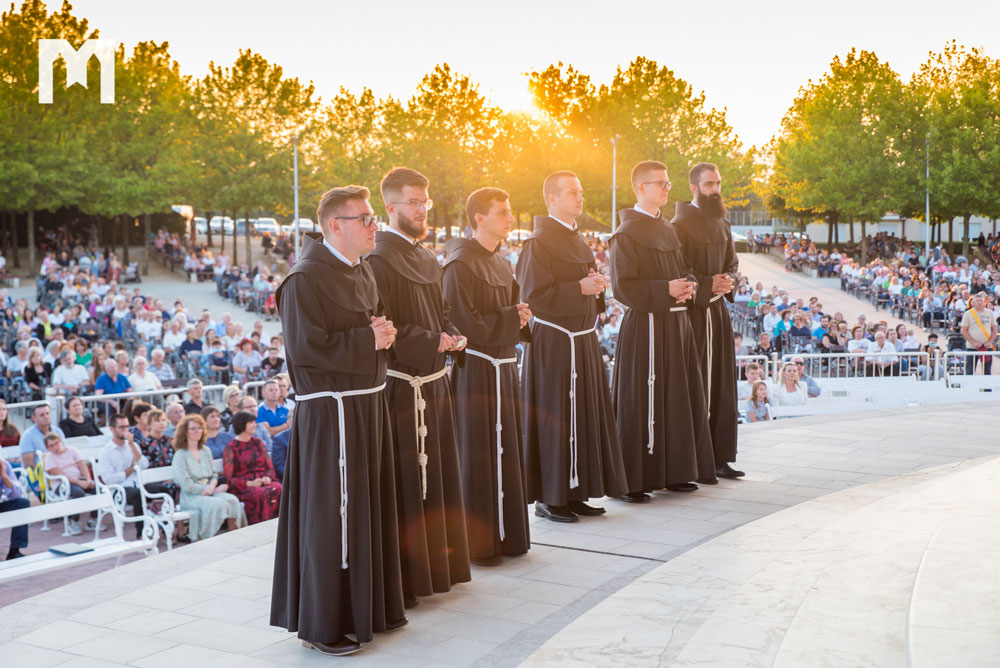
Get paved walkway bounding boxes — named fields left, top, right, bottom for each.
left=2, top=402, right=998, bottom=666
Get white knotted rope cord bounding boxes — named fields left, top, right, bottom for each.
left=532, top=317, right=598, bottom=489
left=464, top=348, right=518, bottom=541
left=296, top=382, right=387, bottom=569
left=386, top=365, right=450, bottom=500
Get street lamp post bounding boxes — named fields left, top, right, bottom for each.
left=925, top=135, right=930, bottom=258
left=610, top=135, right=620, bottom=232
left=293, top=133, right=301, bottom=262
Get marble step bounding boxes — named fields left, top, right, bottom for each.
left=521, top=456, right=997, bottom=668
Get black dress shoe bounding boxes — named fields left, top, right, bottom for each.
left=174, top=534, right=192, bottom=544
left=384, top=617, right=408, bottom=632
left=6, top=548, right=25, bottom=560
left=534, top=503, right=578, bottom=523
left=567, top=500, right=606, bottom=516
left=665, top=482, right=699, bottom=493
left=717, top=463, right=746, bottom=478
left=617, top=492, right=650, bottom=503
left=403, top=594, right=419, bottom=609
left=302, top=637, right=362, bottom=656
left=696, top=477, right=720, bottom=485
left=471, top=555, right=503, bottom=567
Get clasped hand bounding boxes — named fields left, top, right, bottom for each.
left=370, top=316, right=397, bottom=350
left=668, top=278, right=698, bottom=302
left=580, top=268, right=609, bottom=296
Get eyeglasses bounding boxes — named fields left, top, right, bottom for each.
left=641, top=180, right=672, bottom=191
left=187, top=424, right=204, bottom=431
left=389, top=199, right=434, bottom=211
left=334, top=214, right=379, bottom=228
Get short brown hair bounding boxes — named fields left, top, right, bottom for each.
left=44, top=431, right=62, bottom=445
left=200, top=405, right=220, bottom=420
left=465, top=187, right=509, bottom=230
left=316, top=185, right=371, bottom=231
left=630, top=160, right=667, bottom=191
left=542, top=171, right=577, bottom=205
left=380, top=167, right=429, bottom=202
left=172, top=414, right=207, bottom=452
left=689, top=162, right=719, bottom=186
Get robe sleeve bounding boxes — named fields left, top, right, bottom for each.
left=512, top=280, right=533, bottom=343
left=443, top=262, right=521, bottom=347
left=222, top=441, right=248, bottom=493
left=722, top=226, right=739, bottom=304
left=368, top=255, right=443, bottom=368
left=609, top=235, right=678, bottom=313
left=515, top=240, right=588, bottom=317
left=675, top=223, right=715, bottom=308
left=279, top=274, right=377, bottom=374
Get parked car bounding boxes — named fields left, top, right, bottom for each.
left=506, top=229, right=530, bottom=243
left=280, top=218, right=316, bottom=236
left=193, top=217, right=207, bottom=234
left=255, top=217, right=279, bottom=236
left=209, top=216, right=234, bottom=233
left=435, top=226, right=464, bottom=242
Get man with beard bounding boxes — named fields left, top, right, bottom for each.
left=443, top=187, right=532, bottom=566
left=270, top=186, right=406, bottom=657
left=517, top=171, right=627, bottom=523
left=610, top=161, right=717, bottom=503
left=368, top=167, right=471, bottom=607
left=671, top=163, right=743, bottom=479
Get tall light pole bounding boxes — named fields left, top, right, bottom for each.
left=924, top=134, right=930, bottom=258
left=610, top=135, right=620, bottom=232
left=292, top=132, right=301, bottom=262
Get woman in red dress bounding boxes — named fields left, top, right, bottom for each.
left=222, top=411, right=281, bottom=524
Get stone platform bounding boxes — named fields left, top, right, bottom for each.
left=2, top=403, right=999, bottom=667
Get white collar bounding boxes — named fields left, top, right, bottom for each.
left=690, top=199, right=700, bottom=208
left=550, top=216, right=577, bottom=231
left=386, top=225, right=418, bottom=246
left=633, top=205, right=660, bottom=219
left=322, top=238, right=359, bottom=268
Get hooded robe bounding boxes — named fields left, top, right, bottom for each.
left=443, top=237, right=531, bottom=558
left=270, top=232, right=404, bottom=644
left=368, top=230, right=471, bottom=598
left=609, top=208, right=716, bottom=490
left=671, top=202, right=740, bottom=464
left=515, top=216, right=627, bottom=506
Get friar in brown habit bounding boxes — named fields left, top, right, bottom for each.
left=367, top=167, right=471, bottom=608
left=610, top=161, right=718, bottom=502
left=670, top=162, right=743, bottom=479
left=270, top=186, right=406, bottom=657
left=443, top=187, right=532, bottom=566
left=516, top=171, right=627, bottom=523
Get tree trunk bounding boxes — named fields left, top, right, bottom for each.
left=244, top=211, right=252, bottom=268
left=27, top=209, right=35, bottom=274
left=948, top=215, right=954, bottom=252
left=206, top=212, right=213, bottom=248
left=143, top=213, right=151, bottom=275
left=860, top=219, right=868, bottom=260
left=231, top=212, right=238, bottom=266
left=848, top=215, right=855, bottom=244
left=10, top=212, right=21, bottom=269
left=122, top=215, right=130, bottom=266
left=962, top=212, right=971, bottom=257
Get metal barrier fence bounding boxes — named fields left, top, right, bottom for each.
left=72, top=384, right=229, bottom=424
left=775, top=352, right=934, bottom=382
left=3, top=399, right=52, bottom=434
left=941, top=350, right=1000, bottom=388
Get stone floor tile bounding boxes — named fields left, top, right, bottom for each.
left=62, top=630, right=177, bottom=664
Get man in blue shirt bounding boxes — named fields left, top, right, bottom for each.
left=94, top=358, right=132, bottom=415
left=256, top=379, right=291, bottom=439
left=19, top=403, right=66, bottom=469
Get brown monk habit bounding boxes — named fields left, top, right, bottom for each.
left=516, top=216, right=627, bottom=507
left=609, top=208, right=716, bottom=491
left=443, top=238, right=531, bottom=559
left=270, top=233, right=404, bottom=644
left=670, top=202, right=740, bottom=465
left=368, top=230, right=471, bottom=601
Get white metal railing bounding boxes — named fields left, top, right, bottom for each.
left=70, top=385, right=228, bottom=423
left=941, top=350, right=1000, bottom=388
left=773, top=351, right=934, bottom=382
left=2, top=399, right=52, bottom=434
